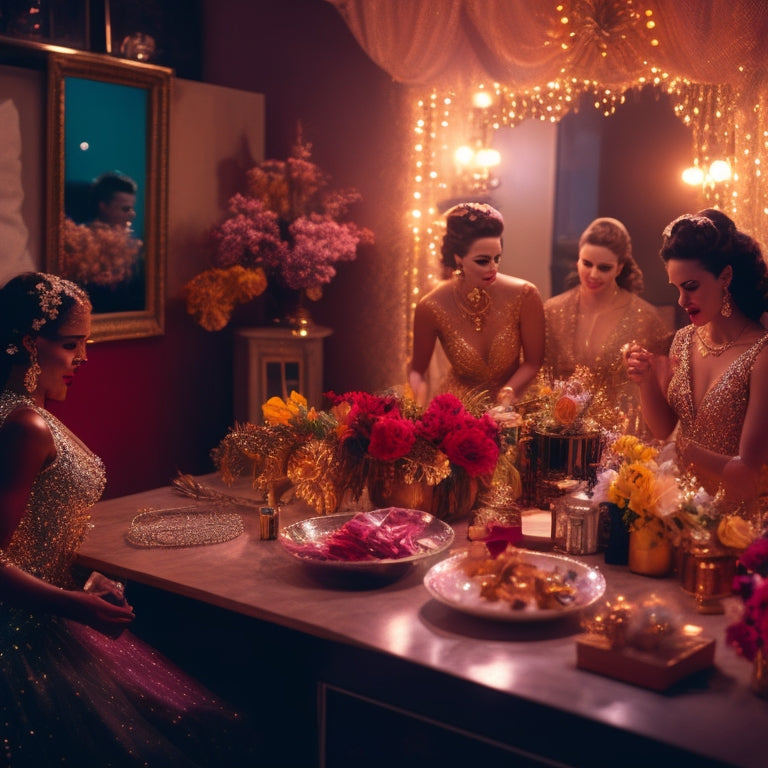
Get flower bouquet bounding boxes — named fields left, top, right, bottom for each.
left=60, top=218, right=142, bottom=287
left=211, top=390, right=500, bottom=522
left=184, top=133, right=374, bottom=331
left=727, top=537, right=768, bottom=696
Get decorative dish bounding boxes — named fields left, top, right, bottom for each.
left=279, top=508, right=454, bottom=581
left=126, top=506, right=244, bottom=548
left=423, top=549, right=606, bottom=622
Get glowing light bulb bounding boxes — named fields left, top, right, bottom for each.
left=709, top=159, right=732, bottom=182
left=682, top=166, right=705, bottom=185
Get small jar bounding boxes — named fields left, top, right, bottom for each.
left=259, top=506, right=279, bottom=540
left=552, top=490, right=599, bottom=555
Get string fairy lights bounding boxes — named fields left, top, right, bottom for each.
left=405, top=1, right=768, bottom=339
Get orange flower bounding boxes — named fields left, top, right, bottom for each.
left=554, top=395, right=578, bottom=426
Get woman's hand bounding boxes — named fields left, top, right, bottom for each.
left=66, top=590, right=135, bottom=638
left=623, top=342, right=655, bottom=385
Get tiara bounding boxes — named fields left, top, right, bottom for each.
left=30, top=275, right=85, bottom=332
left=448, top=202, right=499, bottom=223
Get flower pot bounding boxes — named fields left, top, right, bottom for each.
left=368, top=476, right=434, bottom=513
left=628, top=520, right=672, bottom=576
left=367, top=472, right=479, bottom=523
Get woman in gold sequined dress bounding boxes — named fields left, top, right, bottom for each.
left=626, top=210, right=768, bottom=505
left=408, top=202, right=545, bottom=406
left=543, top=217, right=670, bottom=431
left=0, top=273, right=252, bottom=766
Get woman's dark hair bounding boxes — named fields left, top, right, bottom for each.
left=660, top=208, right=768, bottom=322
left=440, top=202, right=504, bottom=268
left=0, top=272, right=90, bottom=388
left=566, top=217, right=644, bottom=292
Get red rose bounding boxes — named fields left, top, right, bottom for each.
left=368, top=417, right=416, bottom=461
left=441, top=426, right=499, bottom=477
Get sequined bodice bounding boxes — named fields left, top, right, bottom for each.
left=544, top=287, right=669, bottom=382
left=0, top=390, right=105, bottom=587
left=668, top=326, right=768, bottom=459
left=423, top=282, right=530, bottom=396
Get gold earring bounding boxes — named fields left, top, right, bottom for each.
left=454, top=265, right=464, bottom=279
left=24, top=348, right=41, bottom=394
left=721, top=290, right=733, bottom=317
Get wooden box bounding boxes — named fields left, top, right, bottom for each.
left=576, top=633, right=716, bottom=691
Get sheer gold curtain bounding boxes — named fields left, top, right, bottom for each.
left=327, top=1, right=768, bottom=88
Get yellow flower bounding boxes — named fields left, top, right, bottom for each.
left=262, top=391, right=308, bottom=425
left=717, top=515, right=755, bottom=550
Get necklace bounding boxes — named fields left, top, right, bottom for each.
left=695, top=321, right=750, bottom=357
left=453, top=283, right=491, bottom=331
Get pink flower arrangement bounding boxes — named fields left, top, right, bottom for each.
left=184, top=135, right=373, bottom=331
left=727, top=537, right=768, bottom=661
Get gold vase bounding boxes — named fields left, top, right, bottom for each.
left=679, top=539, right=737, bottom=614
left=752, top=648, right=768, bottom=698
left=628, top=519, right=672, bottom=576
left=368, top=475, right=434, bottom=513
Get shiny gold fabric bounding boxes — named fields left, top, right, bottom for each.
left=543, top=287, right=671, bottom=430
left=421, top=281, right=533, bottom=400
left=667, top=325, right=768, bottom=495
left=0, top=390, right=105, bottom=587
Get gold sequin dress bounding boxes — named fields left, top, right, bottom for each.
left=421, top=282, right=533, bottom=400
left=0, top=390, right=249, bottom=766
left=667, top=326, right=768, bottom=495
left=543, top=287, right=671, bottom=430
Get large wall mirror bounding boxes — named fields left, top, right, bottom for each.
left=47, top=51, right=170, bottom=342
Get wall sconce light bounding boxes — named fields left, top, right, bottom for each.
left=453, top=142, right=502, bottom=192
left=682, top=159, right=732, bottom=187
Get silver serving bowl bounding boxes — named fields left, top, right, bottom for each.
left=279, top=509, right=455, bottom=584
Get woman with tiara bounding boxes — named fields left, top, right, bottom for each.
left=408, top=202, right=545, bottom=407
left=0, top=272, right=254, bottom=766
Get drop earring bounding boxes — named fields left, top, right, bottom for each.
left=24, top=347, right=41, bottom=394
left=721, top=289, right=733, bottom=318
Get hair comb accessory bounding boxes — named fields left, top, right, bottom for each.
left=28, top=275, right=85, bottom=333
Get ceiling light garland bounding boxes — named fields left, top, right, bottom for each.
left=405, top=1, right=768, bottom=333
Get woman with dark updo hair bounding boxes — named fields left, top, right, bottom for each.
left=408, top=202, right=545, bottom=406
left=0, top=273, right=254, bottom=764
left=626, top=209, right=768, bottom=508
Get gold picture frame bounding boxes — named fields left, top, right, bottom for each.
left=47, top=51, right=170, bottom=342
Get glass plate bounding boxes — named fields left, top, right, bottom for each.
left=279, top=509, right=455, bottom=581
left=423, top=549, right=606, bottom=622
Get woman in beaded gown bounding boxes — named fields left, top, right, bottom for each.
left=0, top=273, right=253, bottom=766
left=626, top=210, right=768, bottom=508
left=408, top=202, right=545, bottom=407
left=543, top=217, right=671, bottom=433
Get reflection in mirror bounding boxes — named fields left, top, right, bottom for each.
left=47, top=52, right=170, bottom=342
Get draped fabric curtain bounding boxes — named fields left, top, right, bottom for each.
left=326, top=0, right=768, bottom=90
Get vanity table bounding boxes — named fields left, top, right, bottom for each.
left=76, top=478, right=767, bottom=768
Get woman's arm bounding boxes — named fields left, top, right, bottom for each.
left=625, top=344, right=678, bottom=439
left=0, top=411, right=134, bottom=637
left=500, top=284, right=545, bottom=402
left=407, top=300, right=438, bottom=406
